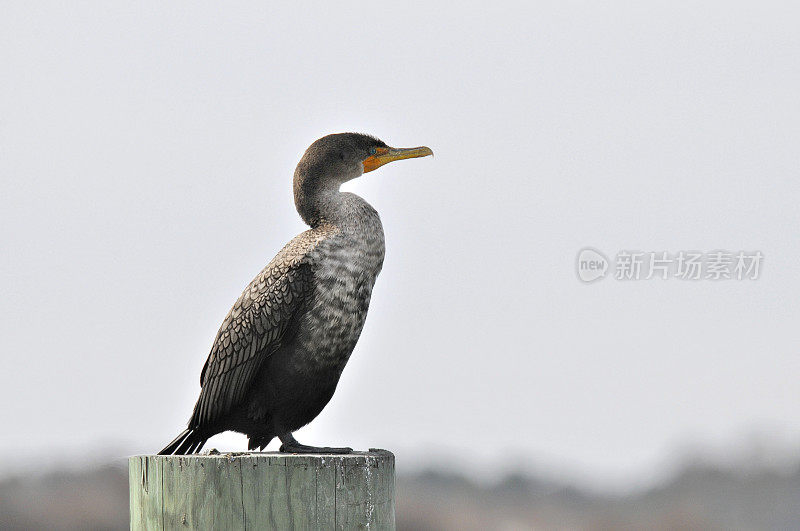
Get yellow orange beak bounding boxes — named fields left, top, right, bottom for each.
left=362, top=146, right=434, bottom=173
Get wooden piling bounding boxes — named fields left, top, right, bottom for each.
left=129, top=450, right=395, bottom=530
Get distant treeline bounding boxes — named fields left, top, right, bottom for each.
left=1, top=459, right=799, bottom=530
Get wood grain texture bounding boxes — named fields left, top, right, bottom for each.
left=129, top=450, right=395, bottom=530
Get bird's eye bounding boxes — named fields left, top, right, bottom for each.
left=369, top=147, right=377, bottom=155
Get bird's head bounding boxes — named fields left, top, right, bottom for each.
left=294, top=132, right=433, bottom=186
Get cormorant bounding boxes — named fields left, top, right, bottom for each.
left=159, top=133, right=433, bottom=455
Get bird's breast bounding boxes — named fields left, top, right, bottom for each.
left=295, top=226, right=385, bottom=374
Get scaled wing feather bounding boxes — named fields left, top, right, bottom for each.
left=190, top=252, right=313, bottom=428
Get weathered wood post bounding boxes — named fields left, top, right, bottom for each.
left=129, top=450, right=395, bottom=530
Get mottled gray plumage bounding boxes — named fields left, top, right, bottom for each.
left=159, top=133, right=432, bottom=455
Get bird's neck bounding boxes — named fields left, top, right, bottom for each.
left=293, top=176, right=347, bottom=228
left=294, top=178, right=382, bottom=237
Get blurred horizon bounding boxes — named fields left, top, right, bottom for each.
left=3, top=444, right=800, bottom=529
left=2, top=427, right=799, bottom=497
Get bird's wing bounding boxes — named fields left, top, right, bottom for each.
left=189, top=242, right=315, bottom=428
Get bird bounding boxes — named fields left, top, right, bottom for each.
left=159, top=132, right=433, bottom=455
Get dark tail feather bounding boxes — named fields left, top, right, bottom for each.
left=158, top=428, right=208, bottom=455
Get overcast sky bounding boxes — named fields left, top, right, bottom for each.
left=2, top=1, right=799, bottom=490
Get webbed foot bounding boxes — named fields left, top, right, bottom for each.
left=278, top=433, right=352, bottom=454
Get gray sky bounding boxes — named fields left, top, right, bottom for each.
left=2, top=1, right=799, bottom=489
